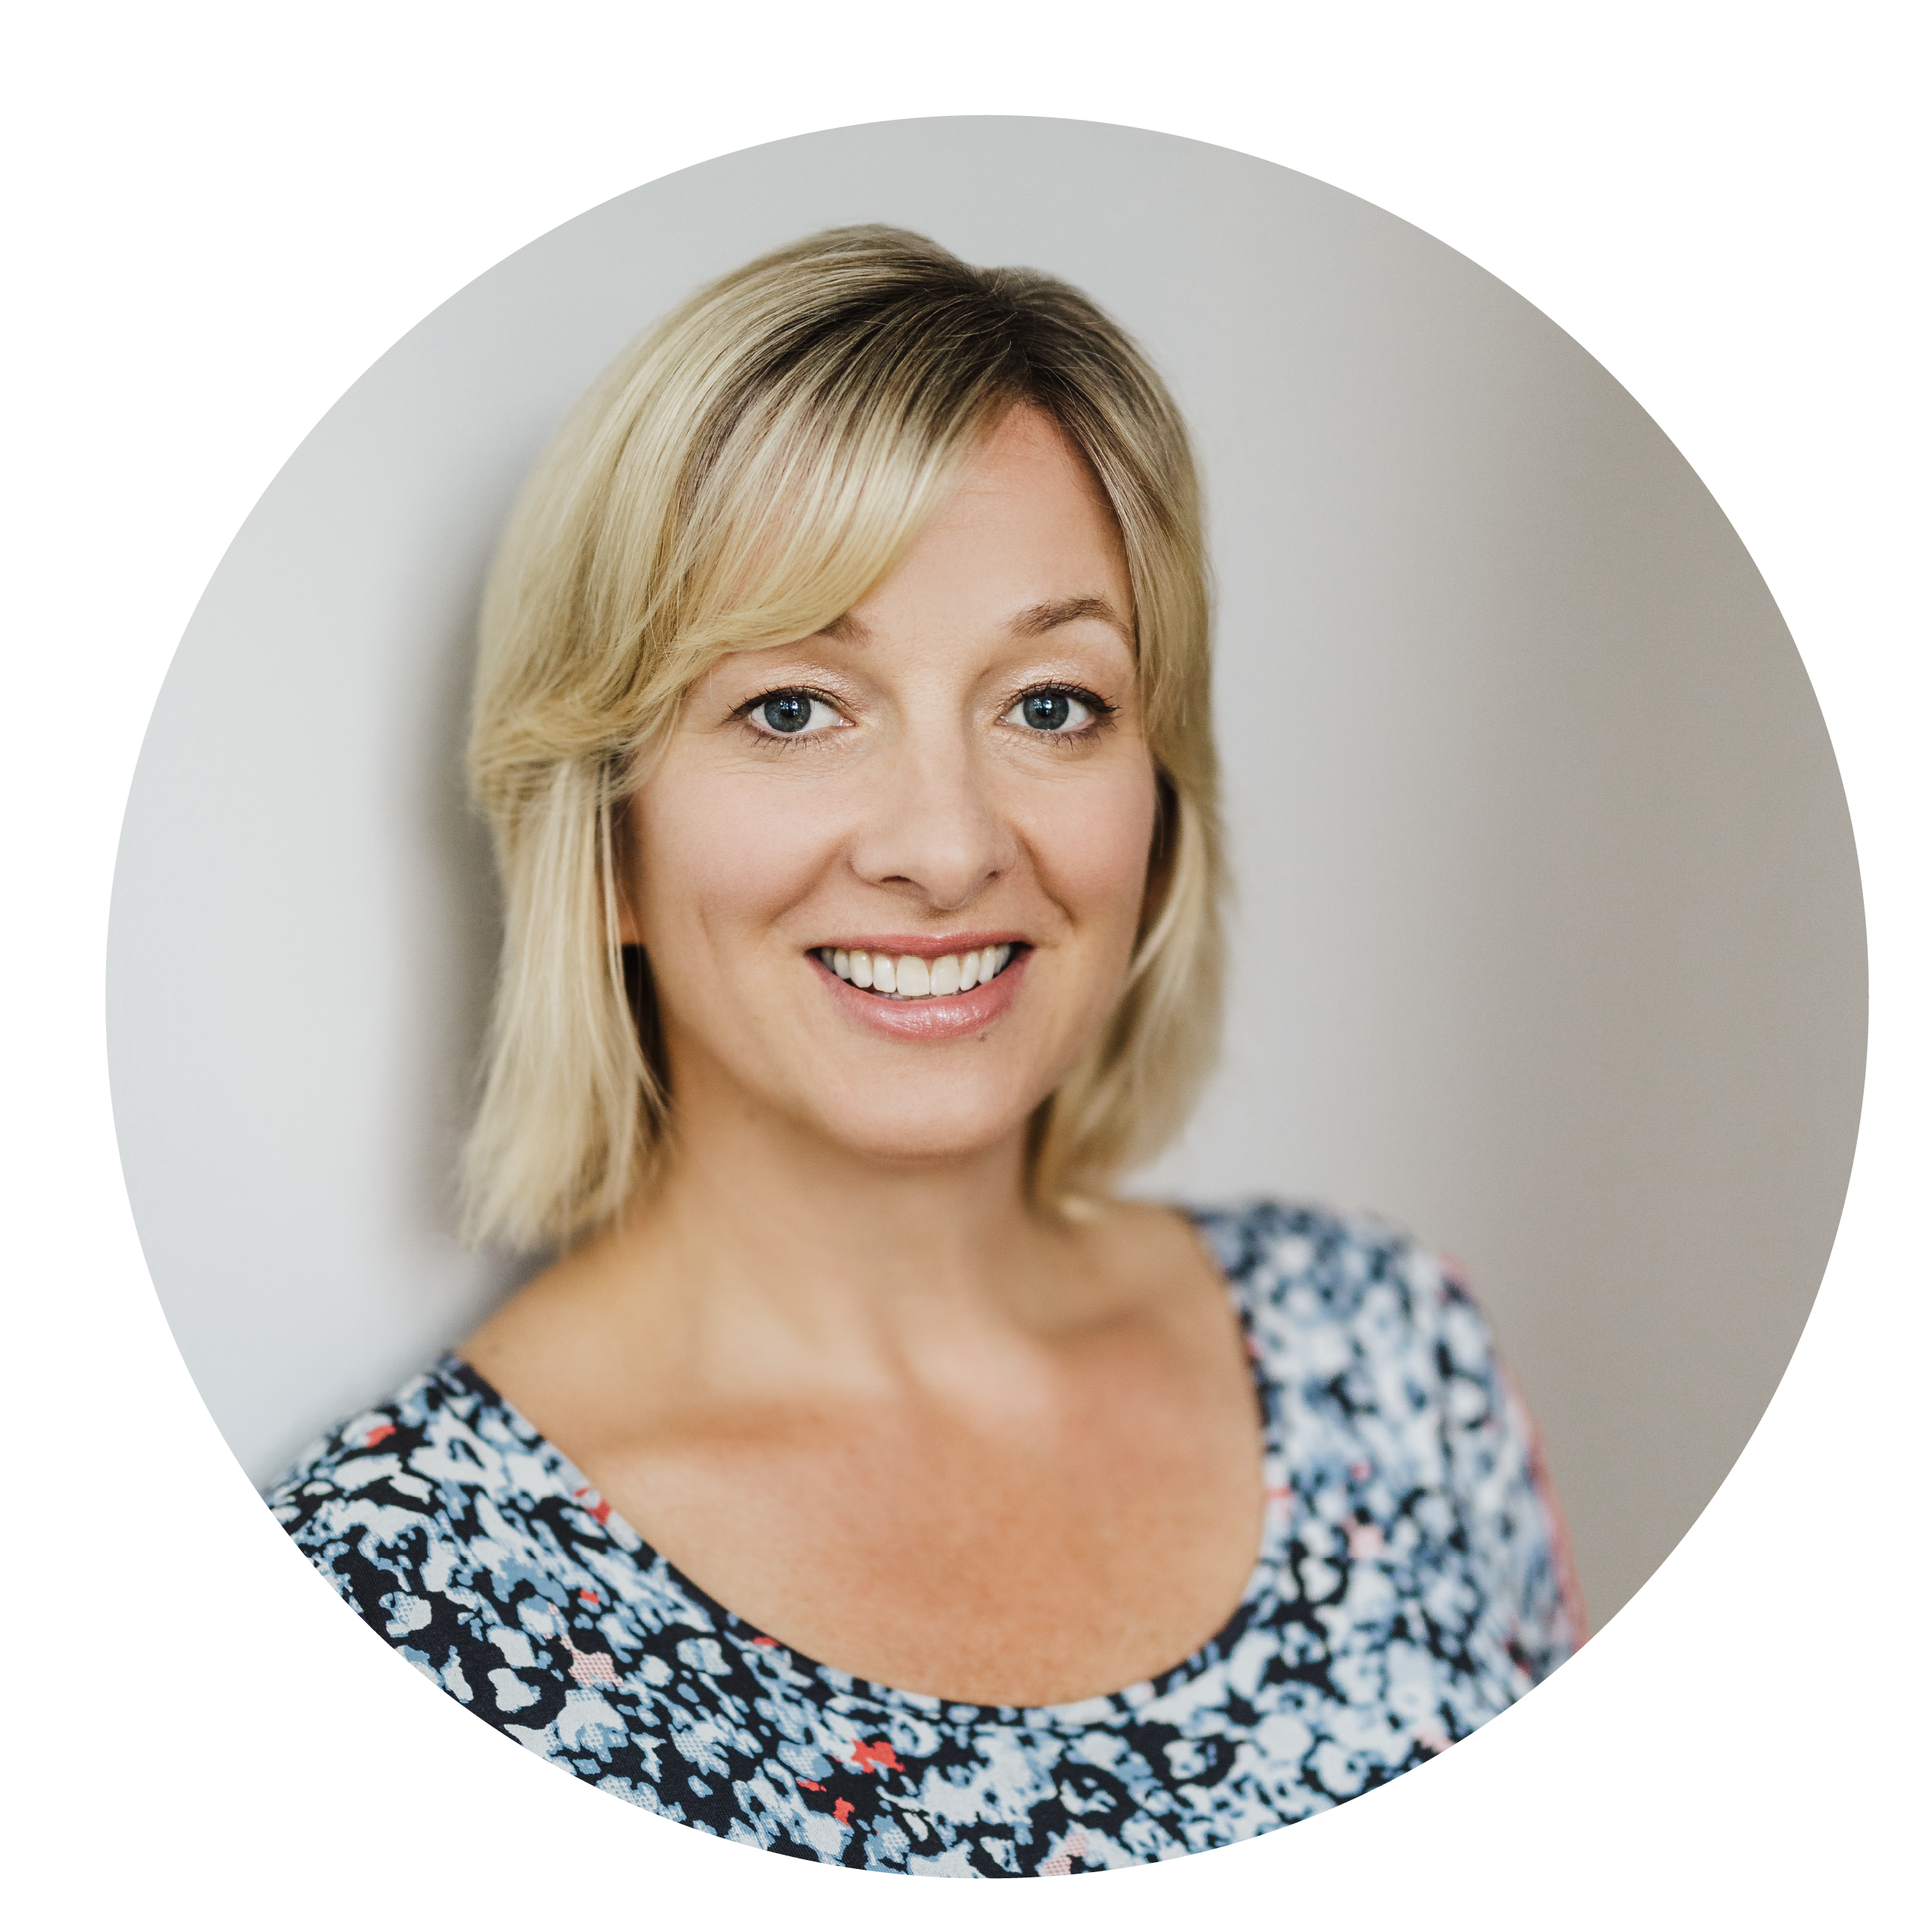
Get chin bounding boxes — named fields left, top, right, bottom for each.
left=794, top=1092, right=1043, bottom=1171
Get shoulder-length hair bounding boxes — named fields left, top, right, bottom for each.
left=461, top=225, right=1224, bottom=1249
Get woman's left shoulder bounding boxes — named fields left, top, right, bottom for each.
left=1183, top=1196, right=1481, bottom=1341
left=1188, top=1197, right=1587, bottom=1656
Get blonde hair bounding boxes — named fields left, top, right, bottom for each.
left=462, top=226, right=1224, bottom=1249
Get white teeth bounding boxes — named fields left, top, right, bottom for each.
left=821, top=943, right=1018, bottom=999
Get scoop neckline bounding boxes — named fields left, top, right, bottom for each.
left=436, top=1207, right=1286, bottom=1727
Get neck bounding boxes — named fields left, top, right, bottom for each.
left=583, top=1077, right=1093, bottom=1401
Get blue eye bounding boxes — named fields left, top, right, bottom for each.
left=755, top=691, right=839, bottom=735
left=1004, top=688, right=1096, bottom=733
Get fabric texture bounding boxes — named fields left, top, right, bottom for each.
left=267, top=1201, right=1581, bottom=1875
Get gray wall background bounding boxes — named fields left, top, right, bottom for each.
left=107, top=118, right=1865, bottom=1630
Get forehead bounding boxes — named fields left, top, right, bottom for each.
left=839, top=405, right=1133, bottom=636
left=927, top=404, right=1123, bottom=548
left=818, top=594, right=1133, bottom=664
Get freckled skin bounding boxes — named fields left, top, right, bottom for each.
left=464, top=406, right=1262, bottom=1708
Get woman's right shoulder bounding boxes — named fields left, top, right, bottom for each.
left=260, top=1353, right=641, bottom=1712
left=262, top=1354, right=527, bottom=1538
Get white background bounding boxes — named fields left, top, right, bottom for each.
left=5, top=3, right=1925, bottom=1924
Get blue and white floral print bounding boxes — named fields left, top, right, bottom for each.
left=267, top=1202, right=1581, bottom=1875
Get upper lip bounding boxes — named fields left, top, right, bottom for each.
left=810, top=933, right=1030, bottom=955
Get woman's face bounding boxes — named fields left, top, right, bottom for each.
left=621, top=403, right=1159, bottom=1172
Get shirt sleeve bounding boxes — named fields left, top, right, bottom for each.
left=1432, top=1260, right=1588, bottom=1685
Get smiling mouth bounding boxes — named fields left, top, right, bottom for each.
left=816, top=943, right=1021, bottom=999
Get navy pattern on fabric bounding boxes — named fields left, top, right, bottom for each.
left=267, top=1202, right=1580, bottom=1875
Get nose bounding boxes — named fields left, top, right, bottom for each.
left=847, top=721, right=1016, bottom=912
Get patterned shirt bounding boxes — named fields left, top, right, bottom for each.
left=267, top=1202, right=1581, bottom=1875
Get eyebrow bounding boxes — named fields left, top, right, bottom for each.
left=817, top=596, right=1132, bottom=647
left=1009, top=596, right=1133, bottom=643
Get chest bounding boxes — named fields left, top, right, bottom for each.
left=577, top=1340, right=1268, bottom=1708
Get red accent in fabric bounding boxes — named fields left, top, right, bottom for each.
left=363, top=1423, right=395, bottom=1447
left=850, top=1738, right=903, bottom=1773
left=833, top=1799, right=854, bottom=1824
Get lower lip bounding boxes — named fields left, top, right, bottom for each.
left=814, top=949, right=1030, bottom=1041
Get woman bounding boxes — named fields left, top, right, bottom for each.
left=269, top=225, right=1582, bottom=1876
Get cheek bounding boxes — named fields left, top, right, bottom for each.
left=627, top=766, right=836, bottom=956
left=1024, top=764, right=1161, bottom=947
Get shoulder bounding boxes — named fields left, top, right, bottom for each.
left=262, top=1354, right=598, bottom=1571
left=1186, top=1197, right=1473, bottom=1327
left=268, top=1357, right=470, bottom=1512
left=262, top=1356, right=653, bottom=1721
left=1190, top=1205, right=1584, bottom=1677
left=1182, top=1196, right=1508, bottom=1421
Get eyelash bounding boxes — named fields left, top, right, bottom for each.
left=733, top=686, right=846, bottom=749
left=1005, top=681, right=1118, bottom=744
left=734, top=682, right=1118, bottom=748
